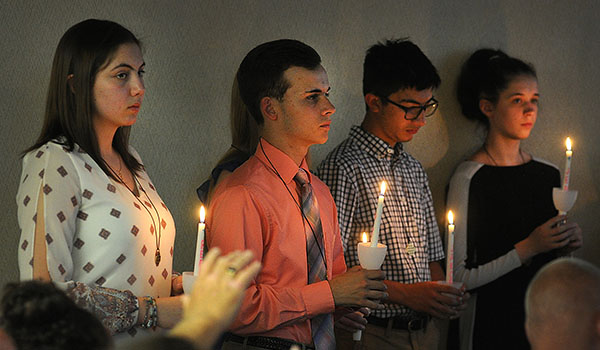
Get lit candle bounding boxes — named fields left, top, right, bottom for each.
left=371, top=181, right=387, bottom=247
left=193, top=206, right=206, bottom=276
left=446, top=211, right=455, bottom=283
left=355, top=230, right=386, bottom=342
left=563, top=137, right=573, bottom=190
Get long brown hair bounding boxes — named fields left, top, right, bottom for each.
left=203, top=75, right=261, bottom=204
left=24, top=19, right=143, bottom=180
left=221, top=75, right=261, bottom=166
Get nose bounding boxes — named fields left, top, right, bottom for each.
left=412, top=112, right=427, bottom=126
left=524, top=101, right=537, bottom=115
left=321, top=97, right=336, bottom=117
left=131, top=75, right=145, bottom=97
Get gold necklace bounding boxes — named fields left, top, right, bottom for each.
left=107, top=161, right=162, bottom=266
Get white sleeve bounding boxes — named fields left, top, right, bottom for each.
left=447, top=161, right=522, bottom=290
left=16, top=143, right=138, bottom=334
left=17, top=143, right=80, bottom=281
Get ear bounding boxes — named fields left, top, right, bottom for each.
left=260, top=96, right=278, bottom=121
left=365, top=93, right=382, bottom=113
left=66, top=74, right=75, bottom=94
left=479, top=99, right=495, bottom=118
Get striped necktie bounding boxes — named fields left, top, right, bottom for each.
left=294, top=168, right=335, bottom=350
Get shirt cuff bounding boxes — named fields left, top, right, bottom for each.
left=301, top=280, right=335, bottom=318
left=506, top=248, right=523, bottom=268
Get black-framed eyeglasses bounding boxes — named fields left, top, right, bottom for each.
left=381, top=96, right=439, bottom=120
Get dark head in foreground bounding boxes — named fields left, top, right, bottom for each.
left=0, top=280, right=111, bottom=350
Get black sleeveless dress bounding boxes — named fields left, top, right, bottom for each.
left=466, top=160, right=560, bottom=349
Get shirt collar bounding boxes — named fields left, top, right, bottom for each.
left=349, top=125, right=405, bottom=160
left=254, top=138, right=311, bottom=185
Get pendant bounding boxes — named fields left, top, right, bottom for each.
left=155, top=249, right=161, bottom=266
left=406, top=243, right=416, bottom=256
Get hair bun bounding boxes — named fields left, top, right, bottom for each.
left=456, top=48, right=536, bottom=126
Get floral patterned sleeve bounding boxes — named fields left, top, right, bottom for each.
left=64, top=281, right=139, bottom=334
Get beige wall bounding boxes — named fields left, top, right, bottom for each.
left=1, top=0, right=598, bottom=289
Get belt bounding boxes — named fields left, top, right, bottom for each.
left=223, top=333, right=315, bottom=350
left=366, top=315, right=429, bottom=331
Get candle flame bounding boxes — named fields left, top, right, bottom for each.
left=199, top=206, right=206, bottom=223
left=380, top=181, right=387, bottom=195
left=362, top=232, right=368, bottom=243
left=565, top=137, right=572, bottom=151
left=447, top=210, right=454, bottom=225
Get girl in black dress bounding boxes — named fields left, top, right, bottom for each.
left=447, top=49, right=582, bottom=350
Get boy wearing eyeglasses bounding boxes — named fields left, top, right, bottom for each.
left=317, top=39, right=468, bottom=350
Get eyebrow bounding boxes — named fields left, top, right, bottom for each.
left=110, top=62, right=146, bottom=71
left=397, top=97, right=435, bottom=105
left=305, top=87, right=331, bottom=94
left=507, top=92, right=540, bottom=97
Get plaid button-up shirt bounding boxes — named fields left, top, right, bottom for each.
left=317, top=125, right=444, bottom=318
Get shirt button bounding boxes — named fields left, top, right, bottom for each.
left=387, top=148, right=394, bottom=154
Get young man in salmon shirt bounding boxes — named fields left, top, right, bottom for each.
left=207, top=39, right=388, bottom=350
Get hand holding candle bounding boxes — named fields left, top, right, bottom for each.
left=355, top=180, right=388, bottom=340
left=371, top=181, right=387, bottom=247
left=193, top=206, right=206, bottom=276
left=563, top=137, right=573, bottom=190
left=446, top=211, right=455, bottom=283
left=355, top=231, right=387, bottom=341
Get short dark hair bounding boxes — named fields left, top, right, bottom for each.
left=457, top=48, right=536, bottom=126
left=363, top=39, right=441, bottom=107
left=237, top=39, right=322, bottom=124
left=0, top=281, right=111, bottom=350
left=25, top=19, right=143, bottom=181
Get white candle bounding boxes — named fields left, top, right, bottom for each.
left=563, top=137, right=573, bottom=190
left=193, top=206, right=206, bottom=276
left=446, top=211, right=455, bottom=283
left=355, top=230, right=386, bottom=342
left=371, top=181, right=387, bottom=247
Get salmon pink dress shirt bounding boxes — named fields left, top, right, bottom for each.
left=207, top=139, right=346, bottom=344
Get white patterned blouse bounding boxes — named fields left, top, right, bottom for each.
left=16, top=140, right=176, bottom=342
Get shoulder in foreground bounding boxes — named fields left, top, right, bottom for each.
left=210, top=178, right=252, bottom=209
left=320, top=137, right=358, bottom=164
left=449, top=160, right=485, bottom=182
left=531, top=156, right=559, bottom=172
left=309, top=173, right=337, bottom=207
left=127, top=144, right=143, bottom=163
left=469, top=150, right=489, bottom=164
left=317, top=137, right=364, bottom=177
left=23, top=140, right=78, bottom=161
left=210, top=156, right=262, bottom=197
left=401, top=152, right=431, bottom=175
left=311, top=173, right=332, bottom=192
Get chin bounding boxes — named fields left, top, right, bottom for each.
left=399, top=135, right=414, bottom=143
left=314, top=133, right=330, bottom=145
left=123, top=116, right=138, bottom=126
left=515, top=131, right=532, bottom=140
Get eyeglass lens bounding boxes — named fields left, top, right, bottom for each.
left=405, top=102, right=438, bottom=120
